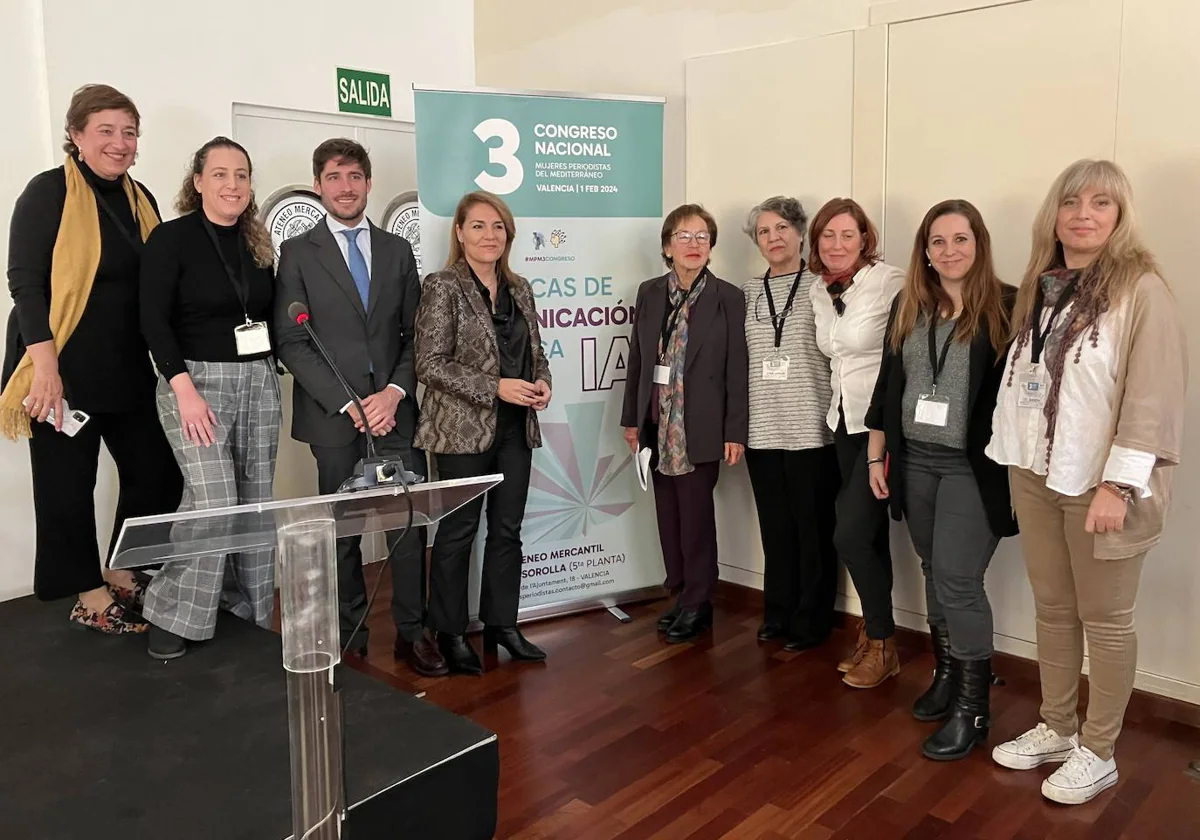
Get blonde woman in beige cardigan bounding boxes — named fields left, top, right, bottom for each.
left=987, top=160, right=1186, bottom=806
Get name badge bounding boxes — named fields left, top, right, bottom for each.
left=915, top=394, right=950, bottom=427
left=1017, top=367, right=1048, bottom=409
left=652, top=364, right=671, bottom=386
left=762, top=356, right=790, bottom=381
left=235, top=321, right=271, bottom=356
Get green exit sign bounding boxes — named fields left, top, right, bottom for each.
left=337, top=67, right=392, bottom=117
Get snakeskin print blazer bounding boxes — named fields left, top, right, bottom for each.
left=414, top=259, right=552, bottom=454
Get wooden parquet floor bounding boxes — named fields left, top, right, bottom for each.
left=348, top=570, right=1200, bottom=839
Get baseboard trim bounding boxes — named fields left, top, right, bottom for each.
left=714, top=580, right=1200, bottom=721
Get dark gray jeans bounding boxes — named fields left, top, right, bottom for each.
left=903, top=440, right=999, bottom=660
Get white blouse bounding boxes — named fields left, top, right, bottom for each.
left=986, top=295, right=1155, bottom=498
left=810, top=261, right=905, bottom=435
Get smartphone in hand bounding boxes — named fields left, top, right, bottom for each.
left=24, top=397, right=91, bottom=437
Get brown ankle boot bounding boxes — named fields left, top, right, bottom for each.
left=837, top=619, right=868, bottom=673
left=843, top=637, right=900, bottom=689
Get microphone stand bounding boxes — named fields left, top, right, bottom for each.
left=293, top=313, right=420, bottom=492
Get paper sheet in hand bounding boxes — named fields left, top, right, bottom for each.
left=636, top=447, right=653, bottom=491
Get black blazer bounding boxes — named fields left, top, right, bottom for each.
left=864, top=287, right=1019, bottom=538
left=274, top=219, right=420, bottom=448
left=620, top=271, right=749, bottom=464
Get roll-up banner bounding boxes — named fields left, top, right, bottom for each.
left=414, top=85, right=666, bottom=621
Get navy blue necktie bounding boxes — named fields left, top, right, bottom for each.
left=342, top=228, right=370, bottom=309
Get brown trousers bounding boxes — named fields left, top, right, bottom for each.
left=1009, top=468, right=1146, bottom=760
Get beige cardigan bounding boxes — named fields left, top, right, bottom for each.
left=1096, top=273, right=1188, bottom=559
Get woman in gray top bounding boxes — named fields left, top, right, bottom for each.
left=742, top=197, right=839, bottom=651
left=864, top=199, right=1017, bottom=762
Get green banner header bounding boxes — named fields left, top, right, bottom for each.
left=415, top=89, right=663, bottom=218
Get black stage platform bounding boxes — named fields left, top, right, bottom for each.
left=0, top=596, right=498, bottom=840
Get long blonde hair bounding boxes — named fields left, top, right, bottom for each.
left=446, top=191, right=519, bottom=286
left=891, top=199, right=1008, bottom=354
left=1012, top=159, right=1160, bottom=333
left=175, top=136, right=274, bottom=268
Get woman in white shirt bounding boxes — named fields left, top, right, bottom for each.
left=987, top=160, right=1186, bottom=806
left=809, top=198, right=904, bottom=689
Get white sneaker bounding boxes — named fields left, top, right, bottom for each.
left=1042, top=743, right=1118, bottom=804
left=992, top=722, right=1076, bottom=770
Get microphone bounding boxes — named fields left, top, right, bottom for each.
left=288, top=301, right=421, bottom=491
left=289, top=301, right=375, bottom=461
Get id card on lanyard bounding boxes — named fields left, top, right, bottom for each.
left=761, top=266, right=804, bottom=381
left=655, top=273, right=703, bottom=385
left=915, top=312, right=955, bottom=427
left=1019, top=276, right=1078, bottom=410
left=201, top=216, right=271, bottom=356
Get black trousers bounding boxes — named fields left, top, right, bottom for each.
left=426, top=406, right=532, bottom=635
left=833, top=411, right=895, bottom=639
left=653, top=460, right=720, bottom=610
left=311, top=429, right=428, bottom=650
left=745, top=445, right=840, bottom=644
left=28, top=398, right=182, bottom=600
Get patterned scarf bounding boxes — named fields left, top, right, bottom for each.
left=1006, top=264, right=1110, bottom=463
left=822, top=264, right=859, bottom=315
left=656, top=271, right=707, bottom=476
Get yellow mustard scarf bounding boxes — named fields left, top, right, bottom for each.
left=0, top=155, right=159, bottom=440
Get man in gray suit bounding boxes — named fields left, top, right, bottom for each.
left=274, top=138, right=445, bottom=677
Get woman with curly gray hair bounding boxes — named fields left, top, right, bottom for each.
left=741, top=196, right=840, bottom=651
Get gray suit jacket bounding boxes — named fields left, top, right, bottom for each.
left=274, top=219, right=420, bottom=448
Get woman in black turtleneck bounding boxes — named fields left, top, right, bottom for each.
left=138, top=137, right=280, bottom=660
left=2, top=84, right=182, bottom=634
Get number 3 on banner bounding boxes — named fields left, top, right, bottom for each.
left=473, top=118, right=524, bottom=195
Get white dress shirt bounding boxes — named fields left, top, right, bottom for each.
left=986, top=295, right=1155, bottom=498
left=324, top=214, right=404, bottom=408
left=810, top=261, right=905, bottom=435
left=326, top=214, right=372, bottom=279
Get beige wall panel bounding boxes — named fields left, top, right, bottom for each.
left=686, top=32, right=856, bottom=585
left=1111, top=0, right=1200, bottom=694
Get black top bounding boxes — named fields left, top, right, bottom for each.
left=4, top=159, right=159, bottom=411
left=140, top=210, right=275, bottom=380
left=864, top=287, right=1020, bottom=539
left=472, top=272, right=532, bottom=381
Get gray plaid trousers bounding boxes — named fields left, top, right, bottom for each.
left=144, top=359, right=281, bottom=641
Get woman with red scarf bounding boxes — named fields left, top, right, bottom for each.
left=809, top=198, right=904, bottom=689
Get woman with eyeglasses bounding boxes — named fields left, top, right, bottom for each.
left=741, top=196, right=839, bottom=651
left=809, top=197, right=904, bottom=688
left=621, top=203, right=748, bottom=644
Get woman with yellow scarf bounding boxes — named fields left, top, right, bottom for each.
left=1, top=84, right=182, bottom=633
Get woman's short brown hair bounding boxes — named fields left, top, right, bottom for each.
left=807, top=197, right=881, bottom=275
left=660, top=203, right=718, bottom=267
left=63, top=84, right=141, bottom=156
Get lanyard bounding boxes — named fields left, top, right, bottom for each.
left=1029, top=277, right=1078, bottom=364
left=763, top=263, right=805, bottom=350
left=927, top=310, right=957, bottom=392
left=200, top=215, right=251, bottom=322
left=91, top=179, right=143, bottom=253
left=658, top=271, right=704, bottom=360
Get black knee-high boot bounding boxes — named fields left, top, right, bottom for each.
left=912, top=624, right=954, bottom=722
left=922, top=656, right=990, bottom=761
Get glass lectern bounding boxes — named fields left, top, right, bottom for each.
left=108, top=474, right=504, bottom=840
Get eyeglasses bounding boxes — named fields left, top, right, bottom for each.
left=671, top=231, right=711, bottom=244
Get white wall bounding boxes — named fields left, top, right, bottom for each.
left=0, top=0, right=53, bottom=601
left=0, top=0, right=475, bottom=601
left=478, top=0, right=1200, bottom=703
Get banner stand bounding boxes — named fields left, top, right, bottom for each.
left=414, top=85, right=667, bottom=626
